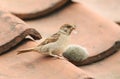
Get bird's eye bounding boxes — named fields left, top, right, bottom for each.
left=66, top=26, right=71, bottom=28
left=63, top=27, right=68, bottom=32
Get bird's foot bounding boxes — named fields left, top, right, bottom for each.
left=57, top=56, right=65, bottom=60
left=49, top=53, right=65, bottom=59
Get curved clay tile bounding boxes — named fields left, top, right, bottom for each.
left=0, top=0, right=70, bottom=20
left=26, top=3, right=120, bottom=67
left=0, top=10, right=41, bottom=54
left=0, top=39, right=93, bottom=79
left=73, top=0, right=120, bottom=23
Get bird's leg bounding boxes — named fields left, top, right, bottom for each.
left=49, top=52, right=64, bottom=59
left=57, top=54, right=65, bottom=59
left=49, top=52, right=60, bottom=58
left=57, top=53, right=63, bottom=57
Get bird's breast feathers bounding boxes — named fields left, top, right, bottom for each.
left=38, top=34, right=69, bottom=54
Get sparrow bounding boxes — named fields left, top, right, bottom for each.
left=17, top=24, right=76, bottom=58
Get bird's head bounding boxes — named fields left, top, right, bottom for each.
left=59, top=24, right=76, bottom=35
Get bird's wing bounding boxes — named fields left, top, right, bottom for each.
left=38, top=33, right=60, bottom=46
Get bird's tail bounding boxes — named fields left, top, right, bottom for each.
left=17, top=48, right=34, bottom=55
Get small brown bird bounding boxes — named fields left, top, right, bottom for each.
left=17, top=24, right=76, bottom=58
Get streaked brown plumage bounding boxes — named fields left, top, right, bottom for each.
left=17, top=24, right=76, bottom=58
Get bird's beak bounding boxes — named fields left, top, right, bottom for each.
left=72, top=25, right=76, bottom=30
left=72, top=25, right=78, bottom=34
